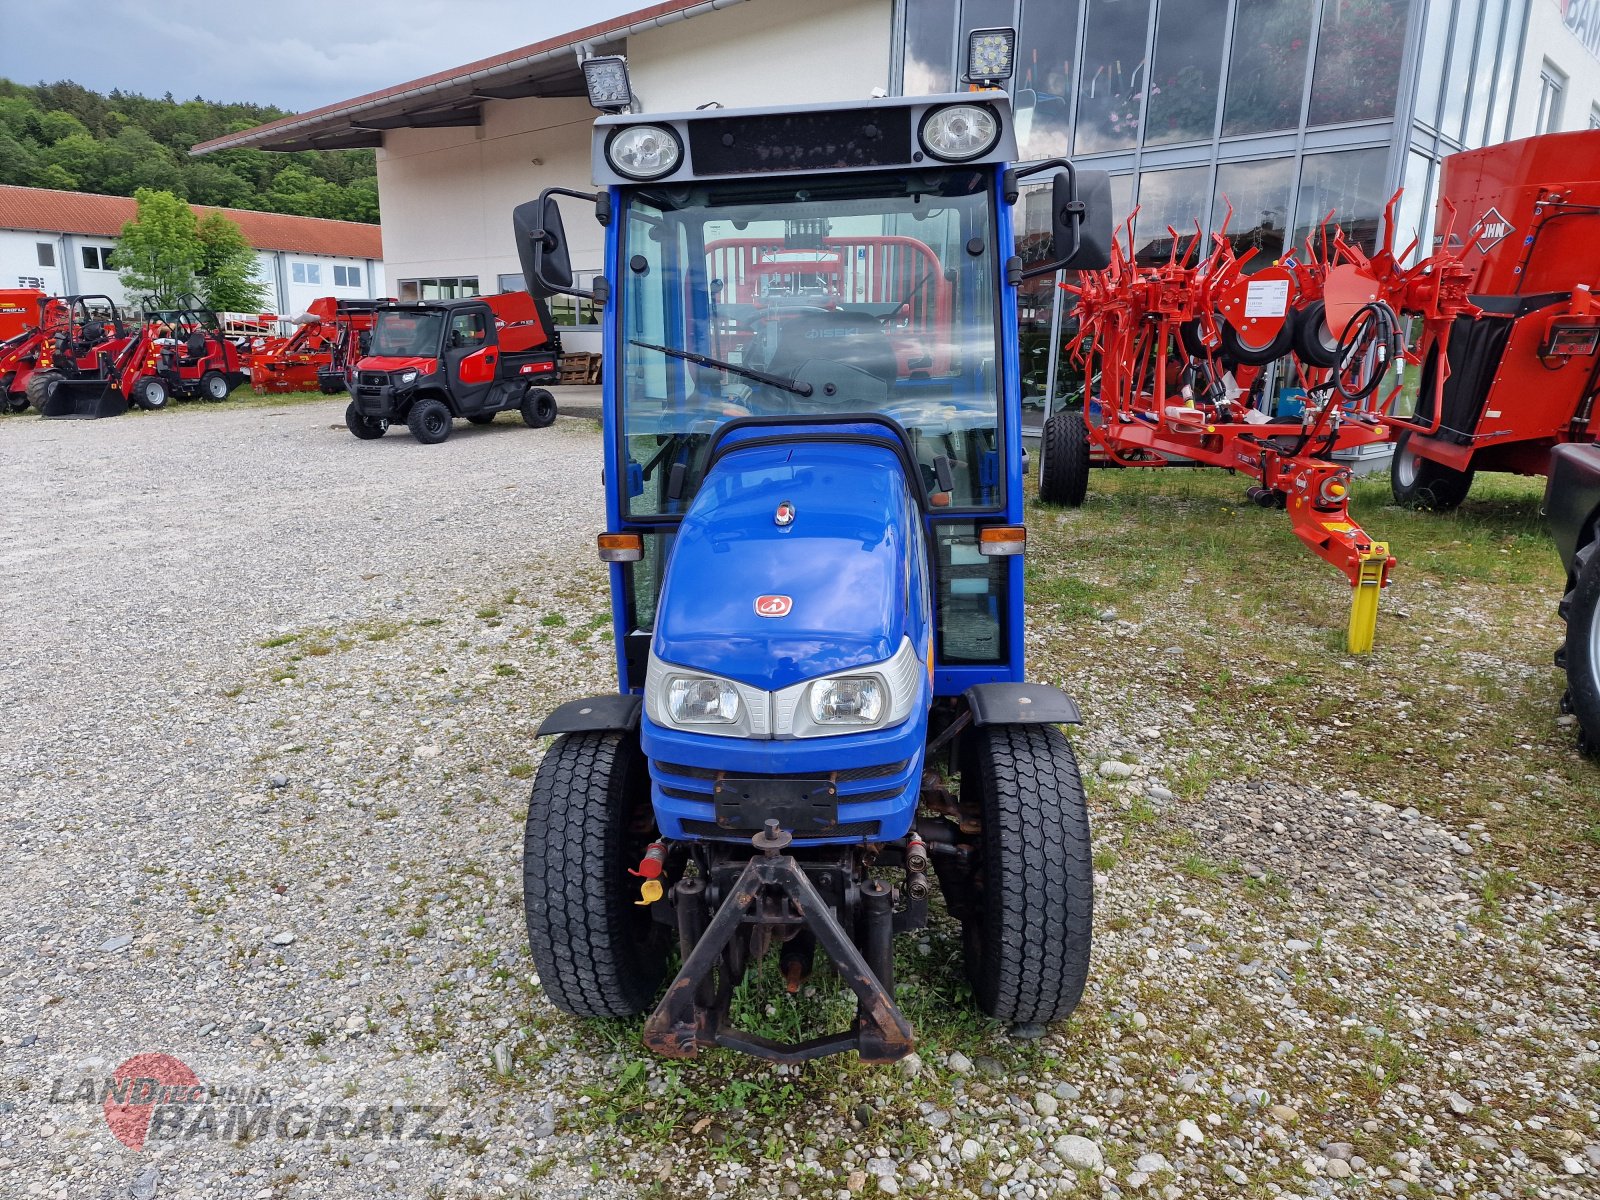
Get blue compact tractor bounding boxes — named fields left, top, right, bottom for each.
left=514, top=52, right=1112, bottom=1062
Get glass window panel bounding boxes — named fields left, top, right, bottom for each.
left=398, top=280, right=420, bottom=301
left=1486, top=2, right=1521, bottom=142
left=1412, top=0, right=1454, bottom=130
left=1133, top=165, right=1209, bottom=265
left=1309, top=0, right=1413, bottom=127
left=1017, top=183, right=1057, bottom=416
left=1212, top=158, right=1293, bottom=272
left=904, top=0, right=960, bottom=95
left=1292, top=147, right=1389, bottom=255
left=1393, top=149, right=1434, bottom=264
left=1464, top=0, right=1506, bottom=143
left=1110, top=172, right=1137, bottom=233
left=1015, top=0, right=1080, bottom=159
left=1075, top=0, right=1153, bottom=154
left=1438, top=6, right=1474, bottom=139
left=1145, top=0, right=1227, bottom=145
left=1222, top=0, right=1315, bottom=136
left=36, top=242, right=54, bottom=268
left=962, top=0, right=1014, bottom=35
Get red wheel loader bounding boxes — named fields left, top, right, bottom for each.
left=2, top=294, right=135, bottom=414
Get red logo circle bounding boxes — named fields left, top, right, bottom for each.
left=754, top=595, right=792, bottom=617
left=103, top=1053, right=203, bottom=1150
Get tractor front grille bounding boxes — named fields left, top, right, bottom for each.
left=359, top=372, right=389, bottom=388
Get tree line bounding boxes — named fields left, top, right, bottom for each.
left=0, top=79, right=378, bottom=224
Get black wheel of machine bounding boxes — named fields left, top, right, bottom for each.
left=201, top=370, right=230, bottom=402
left=1038, top=409, right=1090, bottom=507
left=133, top=376, right=169, bottom=411
left=25, top=370, right=61, bottom=412
left=1560, top=538, right=1600, bottom=758
left=1390, top=429, right=1474, bottom=510
left=407, top=397, right=453, bottom=444
left=958, top=723, right=1093, bottom=1025
left=521, top=387, right=558, bottom=429
left=344, top=402, right=388, bottom=440
left=1220, top=307, right=1297, bottom=366
left=523, top=731, right=669, bottom=1017
left=318, top=376, right=346, bottom=395
left=467, top=413, right=497, bottom=426
left=1290, top=299, right=1341, bottom=368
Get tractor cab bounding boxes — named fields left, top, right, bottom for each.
left=515, top=74, right=1112, bottom=1064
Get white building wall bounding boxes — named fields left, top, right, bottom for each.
left=628, top=0, right=891, bottom=112
left=0, top=227, right=382, bottom=319
left=1510, top=0, right=1600, bottom=137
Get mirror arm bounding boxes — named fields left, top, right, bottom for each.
left=530, top=186, right=605, bottom=300
left=1012, top=159, right=1085, bottom=280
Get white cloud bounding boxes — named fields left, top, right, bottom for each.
left=0, top=0, right=644, bottom=110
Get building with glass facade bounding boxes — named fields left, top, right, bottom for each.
left=890, top=0, right=1600, bottom=412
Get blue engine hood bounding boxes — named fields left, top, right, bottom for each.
left=654, top=438, right=923, bottom=691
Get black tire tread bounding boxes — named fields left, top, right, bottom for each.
left=962, top=723, right=1093, bottom=1024
left=1561, top=537, right=1600, bottom=758
left=521, top=387, right=557, bottom=429
left=1391, top=430, right=1474, bottom=510
left=344, top=402, right=386, bottom=440
left=523, top=732, right=667, bottom=1017
left=407, top=397, right=452, bottom=444
left=1039, top=410, right=1090, bottom=507
left=24, top=370, right=60, bottom=411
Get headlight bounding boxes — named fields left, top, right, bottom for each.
left=809, top=677, right=883, bottom=725
left=607, top=124, right=682, bottom=180
left=397, top=370, right=418, bottom=385
left=919, top=103, right=1001, bottom=162
left=666, top=675, right=741, bottom=725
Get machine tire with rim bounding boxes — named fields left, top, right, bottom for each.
left=201, top=370, right=230, bottom=401
left=957, top=723, right=1093, bottom=1025
left=521, top=387, right=558, bottom=428
left=1291, top=299, right=1341, bottom=368
left=1220, top=307, right=1297, bottom=366
left=522, top=731, right=669, bottom=1016
left=1390, top=429, right=1474, bottom=509
left=344, top=402, right=388, bottom=440
left=1038, top=409, right=1090, bottom=507
left=133, top=376, right=168, bottom=411
left=24, top=369, right=61, bottom=412
left=407, top=397, right=453, bottom=444
left=1560, top=537, right=1600, bottom=758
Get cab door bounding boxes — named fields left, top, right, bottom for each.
left=444, top=305, right=497, bottom=414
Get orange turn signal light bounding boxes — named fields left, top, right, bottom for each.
left=597, top=532, right=643, bottom=562
left=978, top=525, right=1026, bottom=556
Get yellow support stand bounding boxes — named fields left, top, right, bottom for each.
left=1345, top=541, right=1389, bottom=654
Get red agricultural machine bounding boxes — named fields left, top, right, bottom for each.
left=1042, top=196, right=1477, bottom=652
left=1390, top=129, right=1600, bottom=508
left=0, top=294, right=134, bottom=414
left=248, top=296, right=387, bottom=395
left=0, top=287, right=44, bottom=344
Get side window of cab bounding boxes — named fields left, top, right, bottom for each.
left=449, top=310, right=488, bottom=348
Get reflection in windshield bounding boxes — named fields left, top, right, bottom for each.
left=620, top=170, right=1001, bottom=517
left=370, top=311, right=442, bottom=357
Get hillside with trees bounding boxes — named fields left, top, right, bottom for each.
left=0, top=79, right=378, bottom=224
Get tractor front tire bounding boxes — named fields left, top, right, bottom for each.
left=1039, top=409, right=1090, bottom=507
left=1559, top=538, right=1600, bottom=758
left=523, top=731, right=668, bottom=1017
left=344, top=402, right=388, bottom=440
left=1391, top=430, right=1473, bottom=510
left=133, top=376, right=169, bottom=411
left=201, top=370, right=230, bottom=402
left=407, top=397, right=453, bottom=444
left=521, top=387, right=558, bottom=428
left=25, top=370, right=61, bottom=413
left=959, top=723, right=1093, bottom=1026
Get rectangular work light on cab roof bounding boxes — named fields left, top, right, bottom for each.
left=965, top=27, right=1016, bottom=86
left=582, top=55, right=633, bottom=113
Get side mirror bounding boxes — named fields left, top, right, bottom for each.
left=513, top=188, right=608, bottom=304
left=1061, top=169, right=1112, bottom=272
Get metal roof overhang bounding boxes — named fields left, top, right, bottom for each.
left=190, top=0, right=751, bottom=155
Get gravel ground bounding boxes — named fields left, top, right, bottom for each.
left=1, top=399, right=1596, bottom=1200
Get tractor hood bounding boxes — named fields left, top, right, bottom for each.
left=652, top=434, right=927, bottom=692
left=356, top=355, right=436, bottom=374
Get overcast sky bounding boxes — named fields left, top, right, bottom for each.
left=0, top=0, right=646, bottom=111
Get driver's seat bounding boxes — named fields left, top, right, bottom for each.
left=755, top=309, right=899, bottom=390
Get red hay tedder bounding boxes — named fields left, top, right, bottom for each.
left=247, top=296, right=389, bottom=396
left=1041, top=193, right=1477, bottom=653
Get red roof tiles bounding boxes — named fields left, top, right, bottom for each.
left=0, top=185, right=382, bottom=259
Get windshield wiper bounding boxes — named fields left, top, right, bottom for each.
left=630, top=339, right=813, bottom=398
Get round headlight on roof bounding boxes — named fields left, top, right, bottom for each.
left=919, top=103, right=1001, bottom=162
left=606, top=124, right=683, bottom=180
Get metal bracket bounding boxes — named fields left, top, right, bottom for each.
left=642, top=854, right=914, bottom=1063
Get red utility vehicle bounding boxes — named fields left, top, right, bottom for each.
left=345, top=291, right=561, bottom=443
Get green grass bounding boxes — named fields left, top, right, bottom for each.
left=1027, top=465, right=1597, bottom=886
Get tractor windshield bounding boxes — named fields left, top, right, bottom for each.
left=618, top=168, right=1001, bottom=518
left=370, top=310, right=443, bottom=358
